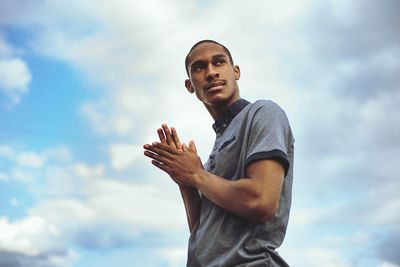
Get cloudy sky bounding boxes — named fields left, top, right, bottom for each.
left=0, top=0, right=399, bottom=266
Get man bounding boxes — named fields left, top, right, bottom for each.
left=143, top=40, right=294, bottom=266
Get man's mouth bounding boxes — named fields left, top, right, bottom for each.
left=204, top=80, right=225, bottom=91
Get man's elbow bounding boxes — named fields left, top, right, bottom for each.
left=248, top=200, right=279, bottom=224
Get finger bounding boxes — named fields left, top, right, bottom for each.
left=154, top=142, right=180, bottom=155
left=189, top=140, right=197, bottom=153
left=151, top=160, right=171, bottom=173
left=182, top=143, right=188, bottom=152
left=157, top=128, right=167, bottom=144
left=144, top=150, right=172, bottom=164
left=145, top=144, right=176, bottom=159
left=171, top=127, right=182, bottom=150
left=162, top=124, right=175, bottom=147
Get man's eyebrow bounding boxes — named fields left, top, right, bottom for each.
left=190, top=59, right=205, bottom=67
left=188, top=60, right=205, bottom=73
left=212, top=54, right=228, bottom=59
left=190, top=54, right=228, bottom=67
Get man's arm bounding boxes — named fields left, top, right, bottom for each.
left=153, top=125, right=201, bottom=232
left=144, top=137, right=285, bottom=224
left=179, top=180, right=201, bottom=232
left=194, top=159, right=284, bottom=223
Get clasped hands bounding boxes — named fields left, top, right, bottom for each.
left=143, top=124, right=204, bottom=187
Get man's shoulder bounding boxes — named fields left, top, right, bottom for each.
left=247, top=99, right=287, bottom=116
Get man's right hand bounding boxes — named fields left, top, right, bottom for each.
left=157, top=124, right=182, bottom=151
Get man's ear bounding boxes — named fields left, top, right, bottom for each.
left=185, top=79, right=194, bottom=93
left=233, top=65, right=241, bottom=80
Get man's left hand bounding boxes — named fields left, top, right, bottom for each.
left=144, top=140, right=203, bottom=187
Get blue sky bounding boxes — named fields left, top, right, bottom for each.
left=1, top=0, right=400, bottom=266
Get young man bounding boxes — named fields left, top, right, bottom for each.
left=143, top=40, right=294, bottom=266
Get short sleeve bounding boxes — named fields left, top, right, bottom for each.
left=245, top=101, right=293, bottom=176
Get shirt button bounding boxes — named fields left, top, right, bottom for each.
left=213, top=146, right=217, bottom=151
left=223, top=123, right=227, bottom=128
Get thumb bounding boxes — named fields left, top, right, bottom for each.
left=189, top=140, right=197, bottom=153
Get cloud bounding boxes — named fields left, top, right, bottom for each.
left=375, top=229, right=400, bottom=266
left=305, top=247, right=353, bottom=267
left=304, top=0, right=400, bottom=60
left=0, top=143, right=187, bottom=266
left=0, top=144, right=15, bottom=159
left=0, top=216, right=59, bottom=257
left=0, top=251, right=75, bottom=267
left=109, top=144, right=142, bottom=170
left=380, top=262, right=400, bottom=267
left=16, top=152, right=45, bottom=169
left=158, top=247, right=187, bottom=267
left=0, top=216, right=75, bottom=267
left=0, top=39, right=31, bottom=106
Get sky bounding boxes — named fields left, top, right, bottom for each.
left=0, top=0, right=399, bottom=266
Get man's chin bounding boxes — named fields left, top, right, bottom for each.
left=206, top=97, right=230, bottom=108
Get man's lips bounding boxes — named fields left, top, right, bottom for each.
left=204, top=80, right=226, bottom=91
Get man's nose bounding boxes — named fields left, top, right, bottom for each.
left=206, top=64, right=219, bottom=81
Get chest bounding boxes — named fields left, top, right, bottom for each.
left=205, top=126, right=248, bottom=179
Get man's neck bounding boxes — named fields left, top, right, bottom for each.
left=204, top=96, right=241, bottom=121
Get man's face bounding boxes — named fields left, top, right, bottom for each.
left=185, top=42, right=240, bottom=107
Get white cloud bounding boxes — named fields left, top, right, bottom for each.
left=11, top=168, right=37, bottom=182
left=159, top=247, right=187, bottom=267
left=380, top=262, right=400, bottom=267
left=73, top=162, right=104, bottom=179
left=306, top=247, right=353, bottom=267
left=3, top=144, right=185, bottom=229
left=16, top=152, right=46, bottom=168
left=0, top=142, right=187, bottom=266
left=0, top=216, right=59, bottom=257
left=323, top=230, right=370, bottom=246
left=30, top=200, right=96, bottom=225
left=0, top=39, right=31, bottom=106
left=109, top=144, right=142, bottom=170
left=289, top=207, right=324, bottom=226
left=0, top=144, right=15, bottom=159
left=44, top=146, right=73, bottom=163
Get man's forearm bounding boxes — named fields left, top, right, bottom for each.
left=192, top=160, right=284, bottom=223
left=193, top=171, right=265, bottom=222
left=179, top=185, right=201, bottom=232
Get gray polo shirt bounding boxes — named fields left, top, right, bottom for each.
left=187, top=99, right=294, bottom=267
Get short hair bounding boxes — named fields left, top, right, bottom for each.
left=185, top=40, right=234, bottom=77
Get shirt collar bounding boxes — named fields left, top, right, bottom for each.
left=212, top=99, right=250, bottom=136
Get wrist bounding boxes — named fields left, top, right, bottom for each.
left=179, top=184, right=194, bottom=192
left=192, top=169, right=208, bottom=189
left=179, top=184, right=200, bottom=199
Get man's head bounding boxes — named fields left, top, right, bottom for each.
left=185, top=40, right=234, bottom=77
left=184, top=40, right=241, bottom=108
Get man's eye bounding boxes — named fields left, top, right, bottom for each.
left=191, top=65, right=203, bottom=72
left=215, top=59, right=225, bottom=65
